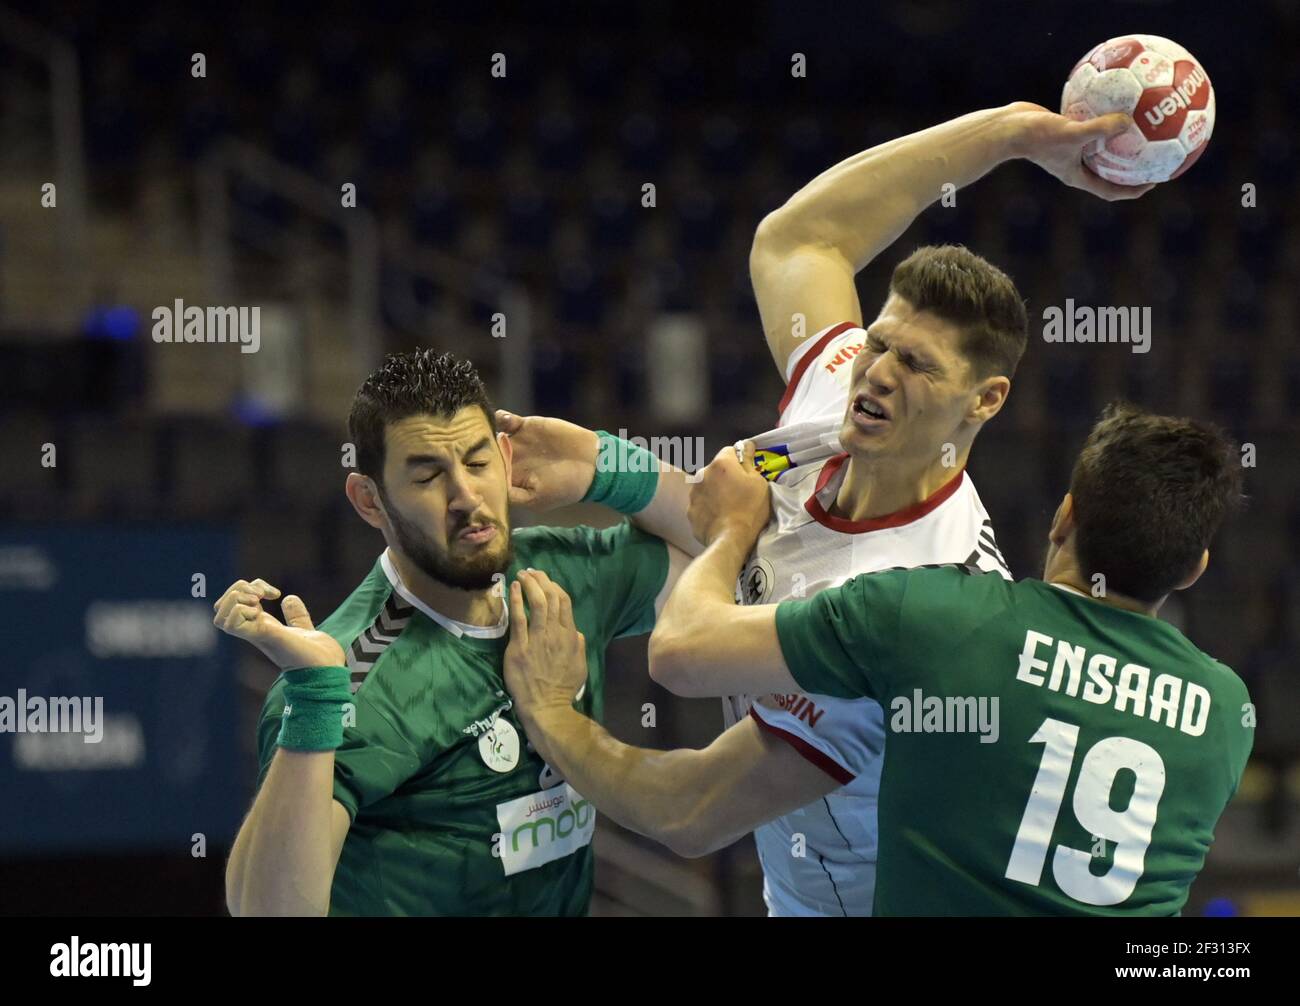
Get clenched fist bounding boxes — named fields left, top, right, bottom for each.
left=212, top=578, right=345, bottom=670
left=687, top=441, right=772, bottom=548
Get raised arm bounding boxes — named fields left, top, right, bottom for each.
left=750, top=103, right=1150, bottom=372
left=504, top=570, right=837, bottom=858
left=497, top=411, right=702, bottom=556
left=214, top=578, right=352, bottom=916
left=226, top=751, right=351, bottom=916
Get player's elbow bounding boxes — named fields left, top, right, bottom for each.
left=658, top=813, right=726, bottom=859
left=750, top=209, right=796, bottom=273
left=229, top=888, right=330, bottom=918
left=224, top=858, right=244, bottom=917
left=661, top=826, right=712, bottom=860
left=648, top=628, right=705, bottom=697
left=224, top=846, right=330, bottom=917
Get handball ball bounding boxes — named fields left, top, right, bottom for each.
left=1061, top=35, right=1214, bottom=185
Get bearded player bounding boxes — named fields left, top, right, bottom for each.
left=500, top=103, right=1149, bottom=915
left=218, top=350, right=692, bottom=916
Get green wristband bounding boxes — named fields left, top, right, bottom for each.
left=276, top=666, right=353, bottom=752
left=581, top=431, right=660, bottom=514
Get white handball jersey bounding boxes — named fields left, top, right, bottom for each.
left=725, top=321, right=1012, bottom=917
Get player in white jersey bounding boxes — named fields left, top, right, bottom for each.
left=496, top=102, right=1148, bottom=915
left=723, top=321, right=1011, bottom=915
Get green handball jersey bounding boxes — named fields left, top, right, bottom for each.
left=255, top=523, right=668, bottom=916
left=775, top=566, right=1254, bottom=916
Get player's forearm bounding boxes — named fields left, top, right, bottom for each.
left=520, top=704, right=721, bottom=857
left=579, top=428, right=699, bottom=556
left=648, top=527, right=753, bottom=693
left=755, top=105, right=1022, bottom=271
left=228, top=749, right=338, bottom=917
left=631, top=465, right=703, bottom=557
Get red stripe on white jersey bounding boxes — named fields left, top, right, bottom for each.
left=750, top=706, right=855, bottom=785
left=777, top=322, right=858, bottom=420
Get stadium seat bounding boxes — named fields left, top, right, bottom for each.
left=260, top=421, right=352, bottom=509
left=162, top=418, right=256, bottom=517
left=0, top=414, right=65, bottom=518
left=66, top=416, right=161, bottom=516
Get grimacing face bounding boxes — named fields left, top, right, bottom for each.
left=377, top=406, right=514, bottom=591
left=838, top=293, right=981, bottom=470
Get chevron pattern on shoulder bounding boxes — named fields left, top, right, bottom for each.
left=347, top=593, right=415, bottom=692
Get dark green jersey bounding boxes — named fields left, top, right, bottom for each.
left=255, top=522, right=668, bottom=916
left=775, top=566, right=1253, bottom=916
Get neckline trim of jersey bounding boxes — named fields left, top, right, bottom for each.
left=379, top=550, right=508, bottom=639
left=804, top=454, right=966, bottom=534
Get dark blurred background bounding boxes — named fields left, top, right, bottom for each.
left=1, top=0, right=1296, bottom=915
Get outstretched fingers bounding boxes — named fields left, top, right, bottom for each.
left=508, top=579, right=528, bottom=647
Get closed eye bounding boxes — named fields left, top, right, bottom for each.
left=900, top=351, right=937, bottom=374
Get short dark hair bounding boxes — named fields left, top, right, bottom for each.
left=888, top=244, right=1028, bottom=379
left=348, top=350, right=494, bottom=486
left=1069, top=402, right=1244, bottom=602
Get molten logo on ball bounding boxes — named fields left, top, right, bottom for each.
left=1060, top=34, right=1214, bottom=185
left=1143, top=65, right=1208, bottom=130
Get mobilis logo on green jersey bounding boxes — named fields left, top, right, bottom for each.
left=493, top=783, right=595, bottom=876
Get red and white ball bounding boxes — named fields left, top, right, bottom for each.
left=1061, top=35, right=1214, bottom=185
